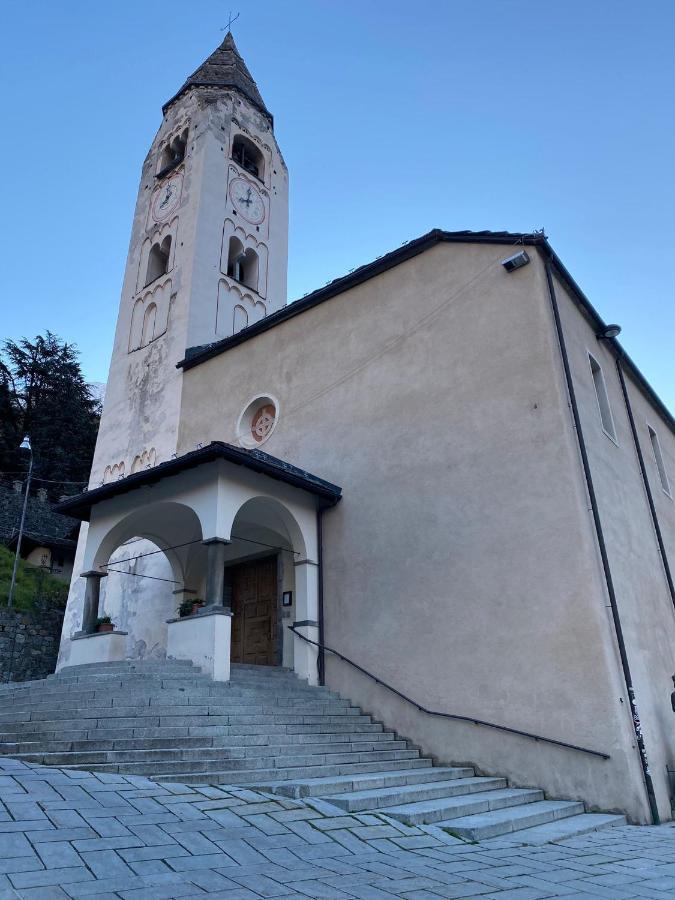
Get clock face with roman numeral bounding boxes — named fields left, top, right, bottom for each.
left=229, top=177, right=265, bottom=224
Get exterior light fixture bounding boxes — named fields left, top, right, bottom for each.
left=501, top=250, right=530, bottom=272
left=8, top=436, right=34, bottom=608
left=596, top=324, right=622, bottom=340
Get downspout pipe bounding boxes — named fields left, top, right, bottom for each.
left=542, top=252, right=660, bottom=825
left=614, top=353, right=675, bottom=614
left=317, top=506, right=326, bottom=686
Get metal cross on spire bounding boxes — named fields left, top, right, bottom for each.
left=221, top=11, right=240, bottom=32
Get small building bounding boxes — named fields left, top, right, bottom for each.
left=0, top=484, right=78, bottom=583
left=57, top=34, right=674, bottom=825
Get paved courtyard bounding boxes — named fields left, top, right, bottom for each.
left=0, top=758, right=673, bottom=899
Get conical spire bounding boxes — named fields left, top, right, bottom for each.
left=163, top=33, right=271, bottom=122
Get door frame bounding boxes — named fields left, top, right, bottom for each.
left=225, top=552, right=283, bottom=666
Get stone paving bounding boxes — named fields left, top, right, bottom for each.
left=0, top=758, right=673, bottom=899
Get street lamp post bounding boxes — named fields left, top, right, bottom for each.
left=7, top=436, right=34, bottom=609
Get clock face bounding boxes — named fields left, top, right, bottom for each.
left=229, top=177, right=265, bottom=224
left=151, top=174, right=182, bottom=222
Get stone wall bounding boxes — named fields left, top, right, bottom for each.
left=0, top=602, right=66, bottom=683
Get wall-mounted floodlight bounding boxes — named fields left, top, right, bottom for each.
left=596, top=324, right=622, bottom=340
left=20, top=435, right=32, bottom=452
left=501, top=250, right=530, bottom=272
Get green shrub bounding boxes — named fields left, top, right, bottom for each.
left=0, top=545, right=69, bottom=611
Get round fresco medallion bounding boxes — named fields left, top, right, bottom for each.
left=251, top=404, right=276, bottom=443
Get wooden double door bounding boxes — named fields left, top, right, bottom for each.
left=230, top=556, right=279, bottom=666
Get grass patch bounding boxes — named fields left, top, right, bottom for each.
left=0, top=544, right=68, bottom=611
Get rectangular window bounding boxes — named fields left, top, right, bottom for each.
left=648, top=425, right=671, bottom=496
left=588, top=354, right=617, bottom=441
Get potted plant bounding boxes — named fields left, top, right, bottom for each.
left=96, top=616, right=114, bottom=634
left=178, top=599, right=194, bottom=618
left=191, top=598, right=204, bottom=614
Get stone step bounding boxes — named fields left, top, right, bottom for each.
left=491, top=812, right=627, bottom=844
left=264, top=766, right=475, bottom=799
left=380, top=787, right=544, bottom=826
left=0, top=728, right=401, bottom=755
left=0, top=721, right=386, bottom=744
left=0, top=680, right=341, bottom=696
left=0, top=704, right=364, bottom=724
left=437, top=799, right=586, bottom=841
left=0, top=714, right=377, bottom=736
left=0, top=692, right=346, bottom=712
left=52, top=747, right=421, bottom=776
left=150, top=757, right=435, bottom=785
left=7, top=735, right=410, bottom=763
left=12, top=743, right=418, bottom=769
left=323, top=776, right=509, bottom=813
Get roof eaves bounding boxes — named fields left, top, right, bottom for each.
left=162, top=82, right=273, bottom=123
left=55, top=442, right=342, bottom=522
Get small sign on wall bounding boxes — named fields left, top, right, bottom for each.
left=282, top=591, right=293, bottom=607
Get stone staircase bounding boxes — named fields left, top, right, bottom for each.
left=0, top=659, right=625, bottom=841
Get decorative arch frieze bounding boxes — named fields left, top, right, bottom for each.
left=128, top=278, right=171, bottom=352
left=216, top=278, right=268, bottom=338
left=131, top=447, right=157, bottom=474
left=102, top=460, right=125, bottom=484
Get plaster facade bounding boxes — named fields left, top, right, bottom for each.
left=175, top=241, right=674, bottom=823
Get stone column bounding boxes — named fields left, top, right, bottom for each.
left=292, top=558, right=320, bottom=685
left=203, top=539, right=229, bottom=608
left=80, top=571, right=107, bottom=634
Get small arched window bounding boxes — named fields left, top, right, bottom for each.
left=145, top=236, right=171, bottom=286
left=232, top=135, right=264, bottom=181
left=141, top=303, right=157, bottom=347
left=158, top=128, right=188, bottom=177
left=233, top=304, right=248, bottom=334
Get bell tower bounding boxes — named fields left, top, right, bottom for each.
left=90, top=33, right=288, bottom=483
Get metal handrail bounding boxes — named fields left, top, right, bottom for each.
left=289, top=624, right=610, bottom=760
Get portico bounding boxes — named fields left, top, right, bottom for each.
left=57, top=442, right=341, bottom=683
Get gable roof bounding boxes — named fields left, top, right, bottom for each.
left=177, top=228, right=673, bottom=435
left=179, top=229, right=539, bottom=370
left=55, top=442, right=342, bottom=522
left=163, top=32, right=272, bottom=122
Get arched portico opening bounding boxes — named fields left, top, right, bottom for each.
left=224, top=496, right=308, bottom=670
left=78, top=501, right=205, bottom=656
left=58, top=441, right=341, bottom=681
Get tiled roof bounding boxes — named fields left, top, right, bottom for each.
left=56, top=442, right=342, bottom=521
left=163, top=32, right=271, bottom=121
left=0, top=485, right=79, bottom=549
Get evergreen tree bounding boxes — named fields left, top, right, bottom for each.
left=0, top=361, right=20, bottom=474
left=0, top=333, right=101, bottom=498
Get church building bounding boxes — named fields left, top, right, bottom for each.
left=56, top=34, right=675, bottom=826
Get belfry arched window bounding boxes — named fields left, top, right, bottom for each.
left=157, top=128, right=188, bottom=178
left=145, top=236, right=171, bottom=286
left=232, top=135, right=264, bottom=181
left=227, top=237, right=258, bottom=292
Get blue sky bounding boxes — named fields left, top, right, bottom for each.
left=2, top=0, right=674, bottom=409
